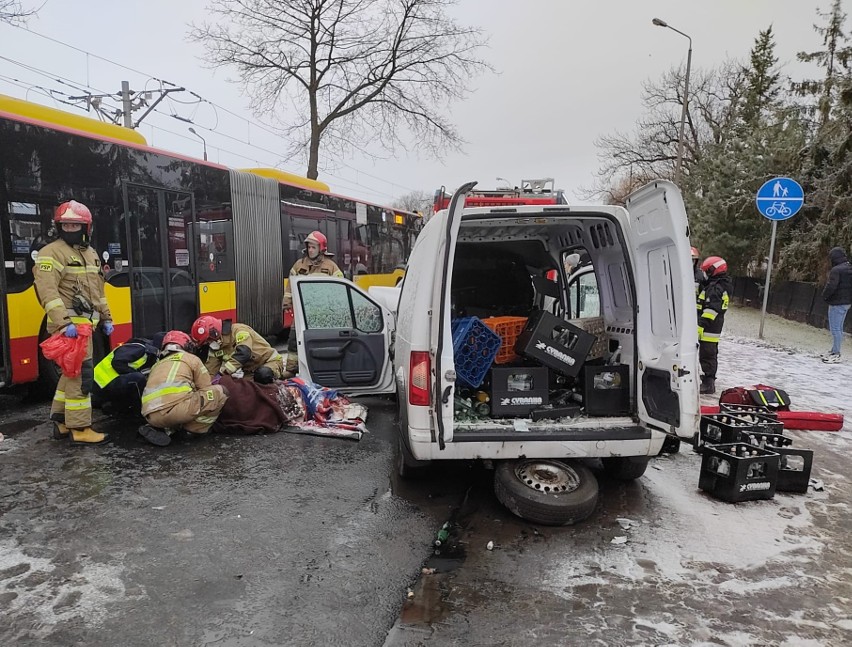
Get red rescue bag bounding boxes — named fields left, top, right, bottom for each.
left=39, top=324, right=93, bottom=377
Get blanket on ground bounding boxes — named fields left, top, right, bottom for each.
left=211, top=376, right=367, bottom=440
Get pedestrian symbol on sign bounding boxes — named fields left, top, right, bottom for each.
left=756, top=177, right=804, bottom=221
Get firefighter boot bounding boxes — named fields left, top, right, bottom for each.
left=137, top=425, right=173, bottom=447
left=699, top=377, right=716, bottom=395
left=69, top=427, right=110, bottom=445
left=283, top=354, right=298, bottom=379
left=50, top=414, right=70, bottom=440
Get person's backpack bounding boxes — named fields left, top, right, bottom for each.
left=719, top=384, right=791, bottom=411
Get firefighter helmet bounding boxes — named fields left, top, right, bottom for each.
left=700, top=256, right=728, bottom=277
left=690, top=246, right=700, bottom=260
left=190, top=315, right=223, bottom=345
left=305, top=230, right=328, bottom=254
left=54, top=200, right=93, bottom=235
left=161, top=330, right=194, bottom=352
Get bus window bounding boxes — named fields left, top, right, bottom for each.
left=194, top=205, right=235, bottom=282
left=3, top=202, right=50, bottom=293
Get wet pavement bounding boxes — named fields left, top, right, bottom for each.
left=3, top=357, right=852, bottom=647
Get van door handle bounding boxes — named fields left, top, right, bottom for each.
left=441, top=385, right=452, bottom=404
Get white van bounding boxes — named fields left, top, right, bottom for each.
left=290, top=180, right=700, bottom=525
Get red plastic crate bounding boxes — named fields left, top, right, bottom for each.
left=481, top=316, right=528, bottom=364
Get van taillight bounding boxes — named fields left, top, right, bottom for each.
left=409, top=351, right=431, bottom=406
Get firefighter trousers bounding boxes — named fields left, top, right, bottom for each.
left=50, top=335, right=94, bottom=429
left=699, top=340, right=719, bottom=380
left=145, top=386, right=228, bottom=434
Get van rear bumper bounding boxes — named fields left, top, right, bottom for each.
left=451, top=424, right=650, bottom=443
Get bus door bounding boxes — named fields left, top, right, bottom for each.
left=0, top=216, right=9, bottom=387
left=124, top=184, right=198, bottom=339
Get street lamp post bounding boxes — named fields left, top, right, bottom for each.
left=188, top=127, right=208, bottom=161
left=652, top=17, right=692, bottom=185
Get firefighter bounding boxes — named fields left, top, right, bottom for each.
left=92, top=333, right=164, bottom=415
left=190, top=315, right=285, bottom=384
left=691, top=246, right=704, bottom=295
left=138, top=331, right=228, bottom=446
left=34, top=200, right=113, bottom=445
left=697, top=256, right=731, bottom=395
left=282, top=231, right=343, bottom=375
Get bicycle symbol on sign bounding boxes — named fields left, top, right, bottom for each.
left=764, top=202, right=792, bottom=217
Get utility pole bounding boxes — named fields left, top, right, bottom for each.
left=121, top=81, right=132, bottom=128
left=70, top=81, right=186, bottom=130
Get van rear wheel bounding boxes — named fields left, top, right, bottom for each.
left=494, top=459, right=598, bottom=526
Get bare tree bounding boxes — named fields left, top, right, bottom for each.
left=394, top=189, right=432, bottom=216
left=0, top=0, right=41, bottom=24
left=582, top=61, right=745, bottom=200
left=190, top=0, right=492, bottom=180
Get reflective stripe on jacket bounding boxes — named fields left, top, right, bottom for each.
left=141, top=351, right=213, bottom=415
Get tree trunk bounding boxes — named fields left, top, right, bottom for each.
left=307, top=124, right=320, bottom=180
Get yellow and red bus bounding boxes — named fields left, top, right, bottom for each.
left=0, top=94, right=421, bottom=388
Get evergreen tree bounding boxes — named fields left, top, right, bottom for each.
left=740, top=26, right=781, bottom=126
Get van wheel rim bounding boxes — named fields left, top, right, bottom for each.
left=514, top=460, right=580, bottom=494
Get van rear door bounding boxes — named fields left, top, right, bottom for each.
left=624, top=180, right=700, bottom=440
left=431, top=181, right=477, bottom=449
left=290, top=275, right=395, bottom=395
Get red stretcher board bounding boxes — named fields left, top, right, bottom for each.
left=700, top=405, right=844, bottom=431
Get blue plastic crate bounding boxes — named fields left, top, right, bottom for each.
left=451, top=317, right=502, bottom=388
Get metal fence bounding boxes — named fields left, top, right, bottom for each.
left=729, top=276, right=842, bottom=332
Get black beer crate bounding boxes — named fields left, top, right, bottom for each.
left=720, top=409, right=784, bottom=433
left=775, top=447, right=814, bottom=493
left=513, top=310, right=595, bottom=378
left=697, top=413, right=764, bottom=451
left=582, top=363, right=630, bottom=416
left=737, top=430, right=791, bottom=450
left=720, top=402, right=779, bottom=420
left=698, top=443, right=780, bottom=503
left=490, top=366, right=550, bottom=417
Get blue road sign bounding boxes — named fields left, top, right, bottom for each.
left=756, top=177, right=804, bottom=221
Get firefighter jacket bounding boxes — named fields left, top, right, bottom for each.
left=34, top=239, right=112, bottom=334
left=283, top=254, right=343, bottom=308
left=204, top=323, right=282, bottom=376
left=822, top=247, right=852, bottom=305
left=141, top=351, right=212, bottom=415
left=93, top=342, right=158, bottom=389
left=697, top=274, right=732, bottom=343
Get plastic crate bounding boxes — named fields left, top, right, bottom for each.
left=726, top=411, right=785, bottom=436
left=514, top=310, right=595, bottom=377
left=697, top=413, right=763, bottom=451
left=451, top=317, right=502, bottom=389
left=573, top=316, right=607, bottom=359
left=481, top=316, right=528, bottom=364
left=738, top=430, right=791, bottom=450
left=720, top=402, right=779, bottom=420
left=698, top=443, right=780, bottom=502
left=776, top=447, right=814, bottom=493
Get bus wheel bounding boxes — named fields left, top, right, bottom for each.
left=494, top=459, right=598, bottom=526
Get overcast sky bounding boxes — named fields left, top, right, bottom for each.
left=0, top=0, right=839, bottom=206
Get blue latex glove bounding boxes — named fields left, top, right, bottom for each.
left=103, top=320, right=114, bottom=336
left=64, top=323, right=78, bottom=338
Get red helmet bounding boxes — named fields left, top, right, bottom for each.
left=690, top=246, right=700, bottom=260
left=190, top=315, right=223, bottom=345
left=55, top=200, right=93, bottom=234
left=161, top=330, right=194, bottom=351
left=700, top=256, right=727, bottom=277
left=305, top=230, right=328, bottom=254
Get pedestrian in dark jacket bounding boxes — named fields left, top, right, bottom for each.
left=821, top=246, right=852, bottom=363
left=697, top=256, right=731, bottom=394
left=92, top=333, right=164, bottom=414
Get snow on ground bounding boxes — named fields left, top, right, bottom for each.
left=541, top=306, right=852, bottom=644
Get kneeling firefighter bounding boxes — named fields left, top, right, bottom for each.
left=139, top=331, right=228, bottom=446
left=92, top=332, right=164, bottom=414
left=191, top=315, right=284, bottom=384
left=697, top=256, right=731, bottom=395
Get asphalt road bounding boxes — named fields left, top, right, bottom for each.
left=3, top=372, right=852, bottom=646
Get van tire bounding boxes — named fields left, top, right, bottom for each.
left=602, top=456, right=650, bottom=481
left=396, top=437, right=430, bottom=479
left=494, top=459, right=599, bottom=526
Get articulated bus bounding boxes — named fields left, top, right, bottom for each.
left=0, top=94, right=422, bottom=388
